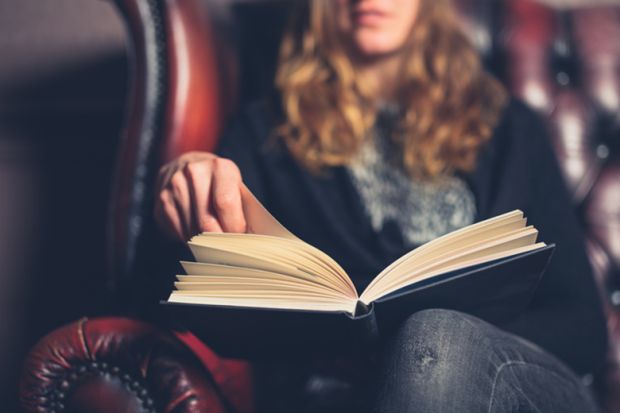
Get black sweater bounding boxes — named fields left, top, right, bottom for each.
left=215, top=98, right=608, bottom=376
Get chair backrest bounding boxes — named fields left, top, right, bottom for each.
left=108, top=0, right=291, bottom=294
left=109, top=0, right=222, bottom=294
left=109, top=0, right=620, bottom=405
left=502, top=0, right=620, bottom=307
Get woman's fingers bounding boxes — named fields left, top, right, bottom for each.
left=155, top=188, right=185, bottom=241
left=169, top=170, right=194, bottom=238
left=184, top=160, right=223, bottom=233
left=154, top=152, right=246, bottom=239
left=211, top=158, right=247, bottom=233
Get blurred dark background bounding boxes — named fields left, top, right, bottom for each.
left=0, top=0, right=127, bottom=409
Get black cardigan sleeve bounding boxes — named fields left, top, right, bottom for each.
left=501, top=111, right=608, bottom=376
left=214, top=103, right=270, bottom=203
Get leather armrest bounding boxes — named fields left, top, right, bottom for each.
left=20, top=317, right=229, bottom=413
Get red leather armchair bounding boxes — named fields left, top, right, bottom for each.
left=19, top=1, right=620, bottom=412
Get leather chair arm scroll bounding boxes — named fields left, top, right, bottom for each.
left=20, top=317, right=228, bottom=413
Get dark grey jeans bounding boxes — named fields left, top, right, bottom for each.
left=256, top=309, right=600, bottom=413
left=373, top=309, right=599, bottom=413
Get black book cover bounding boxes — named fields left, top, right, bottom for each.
left=161, top=245, right=554, bottom=359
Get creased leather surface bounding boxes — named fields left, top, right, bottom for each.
left=19, top=317, right=231, bottom=413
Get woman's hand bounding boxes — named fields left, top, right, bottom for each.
left=154, top=151, right=246, bottom=241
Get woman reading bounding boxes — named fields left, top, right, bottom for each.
left=154, top=0, right=607, bottom=411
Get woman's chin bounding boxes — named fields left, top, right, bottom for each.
left=351, top=35, right=406, bottom=61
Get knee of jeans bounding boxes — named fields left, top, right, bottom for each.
left=386, top=309, right=484, bottom=390
left=394, top=310, right=485, bottom=365
left=397, top=308, right=477, bottom=340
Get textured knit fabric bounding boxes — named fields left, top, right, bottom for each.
left=215, top=97, right=608, bottom=377
left=346, top=107, right=476, bottom=246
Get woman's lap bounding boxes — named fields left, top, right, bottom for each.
left=373, top=309, right=599, bottom=413
left=255, top=309, right=599, bottom=413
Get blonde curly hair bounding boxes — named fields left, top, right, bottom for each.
left=275, top=0, right=508, bottom=178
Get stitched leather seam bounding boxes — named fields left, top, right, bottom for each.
left=76, top=317, right=93, bottom=361
left=165, top=390, right=195, bottom=413
left=140, top=346, right=153, bottom=378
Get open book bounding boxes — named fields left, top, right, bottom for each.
left=162, top=186, right=554, bottom=357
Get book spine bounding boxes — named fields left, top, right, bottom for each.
left=354, top=300, right=370, bottom=317
left=355, top=302, right=380, bottom=347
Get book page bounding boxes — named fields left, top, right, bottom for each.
left=190, top=233, right=354, bottom=294
left=177, top=262, right=349, bottom=298
left=174, top=282, right=346, bottom=298
left=178, top=263, right=347, bottom=296
left=363, top=211, right=525, bottom=295
left=240, top=184, right=297, bottom=239
left=167, top=293, right=358, bottom=313
left=175, top=278, right=347, bottom=298
left=378, top=226, right=536, bottom=289
left=360, top=210, right=544, bottom=303
left=170, top=192, right=541, bottom=315
left=181, top=261, right=337, bottom=289
left=188, top=234, right=356, bottom=296
left=168, top=186, right=359, bottom=313
left=361, top=228, right=540, bottom=302
left=361, top=243, right=545, bottom=304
